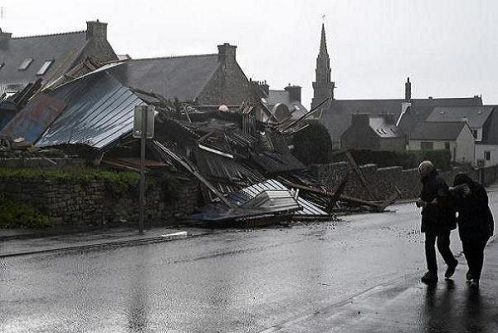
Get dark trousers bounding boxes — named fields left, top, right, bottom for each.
left=462, top=238, right=487, bottom=281
left=425, top=230, right=457, bottom=273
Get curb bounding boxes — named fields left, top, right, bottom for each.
left=0, top=231, right=193, bottom=258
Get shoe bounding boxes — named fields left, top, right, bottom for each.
left=469, top=280, right=480, bottom=289
left=421, top=271, right=438, bottom=284
left=466, top=271, right=473, bottom=281
left=445, top=261, right=458, bottom=279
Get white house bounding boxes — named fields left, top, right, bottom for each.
left=407, top=121, right=475, bottom=164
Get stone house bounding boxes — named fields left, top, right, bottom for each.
left=106, top=43, right=255, bottom=108
left=407, top=121, right=475, bottom=163
left=341, top=114, right=405, bottom=152
left=0, top=20, right=117, bottom=94
left=255, top=82, right=308, bottom=121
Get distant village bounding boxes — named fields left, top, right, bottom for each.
left=0, top=20, right=496, bottom=228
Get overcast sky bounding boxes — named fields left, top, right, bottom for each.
left=1, top=0, right=498, bottom=106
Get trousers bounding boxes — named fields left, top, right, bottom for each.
left=425, top=230, right=457, bottom=273
left=462, top=238, right=487, bottom=281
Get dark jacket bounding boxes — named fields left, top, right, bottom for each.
left=419, top=169, right=456, bottom=233
left=453, top=174, right=494, bottom=242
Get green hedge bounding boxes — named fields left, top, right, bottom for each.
left=0, top=168, right=140, bottom=192
left=331, top=149, right=452, bottom=170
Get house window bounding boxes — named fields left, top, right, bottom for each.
left=485, top=151, right=491, bottom=161
left=472, top=130, right=478, bottom=138
left=36, top=60, right=54, bottom=75
left=444, top=142, right=450, bottom=150
left=18, top=58, right=33, bottom=71
left=421, top=142, right=434, bottom=150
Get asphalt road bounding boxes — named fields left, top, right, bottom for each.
left=1, top=191, right=497, bottom=332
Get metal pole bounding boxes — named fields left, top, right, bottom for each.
left=139, top=106, right=147, bottom=234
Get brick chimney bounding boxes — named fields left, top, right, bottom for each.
left=284, top=84, right=302, bottom=103
left=217, top=43, right=237, bottom=66
left=86, top=20, right=108, bottom=41
left=0, top=28, right=12, bottom=48
left=405, top=77, right=411, bottom=100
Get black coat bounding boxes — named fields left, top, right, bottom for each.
left=419, top=170, right=456, bottom=233
left=453, top=180, right=494, bottom=242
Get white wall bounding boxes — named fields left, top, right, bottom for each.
left=408, top=135, right=475, bottom=164
left=455, top=126, right=476, bottom=164
left=475, top=144, right=498, bottom=167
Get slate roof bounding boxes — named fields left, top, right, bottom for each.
left=409, top=121, right=467, bottom=141
left=107, top=54, right=221, bottom=102
left=320, top=97, right=482, bottom=143
left=426, top=106, right=494, bottom=128
left=0, top=31, right=88, bottom=90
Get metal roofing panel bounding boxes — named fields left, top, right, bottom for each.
left=0, top=93, right=66, bottom=144
left=227, top=179, right=327, bottom=216
left=36, top=71, right=144, bottom=149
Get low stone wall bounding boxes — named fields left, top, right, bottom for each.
left=0, top=175, right=200, bottom=228
left=311, top=162, right=498, bottom=201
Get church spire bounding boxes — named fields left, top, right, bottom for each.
left=312, top=23, right=335, bottom=109
left=319, top=23, right=328, bottom=55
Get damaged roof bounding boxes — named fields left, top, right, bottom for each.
left=36, top=71, right=144, bottom=149
left=107, top=54, right=221, bottom=102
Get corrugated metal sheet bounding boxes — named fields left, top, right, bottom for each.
left=36, top=71, right=144, bottom=149
left=228, top=179, right=327, bottom=216
left=0, top=93, right=66, bottom=144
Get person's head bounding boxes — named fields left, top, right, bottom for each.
left=453, top=173, right=473, bottom=187
left=418, top=160, right=434, bottom=178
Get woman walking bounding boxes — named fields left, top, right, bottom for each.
left=452, top=173, right=494, bottom=288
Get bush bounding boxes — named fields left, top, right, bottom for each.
left=0, top=194, right=52, bottom=229
left=331, top=149, right=452, bottom=171
left=292, top=120, right=333, bottom=165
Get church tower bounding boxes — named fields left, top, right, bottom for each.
left=311, top=23, right=335, bottom=109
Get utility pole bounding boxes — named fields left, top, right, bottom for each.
left=134, top=105, right=155, bottom=235
left=139, top=106, right=147, bottom=234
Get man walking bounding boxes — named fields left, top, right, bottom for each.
left=416, top=160, right=458, bottom=284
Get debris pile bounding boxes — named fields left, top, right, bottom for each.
left=0, top=62, right=397, bottom=227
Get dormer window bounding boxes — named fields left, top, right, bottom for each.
left=18, top=58, right=33, bottom=71
left=37, top=60, right=54, bottom=75
left=0, top=62, right=4, bottom=71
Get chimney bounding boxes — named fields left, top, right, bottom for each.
left=217, top=43, right=237, bottom=66
left=284, top=84, right=302, bottom=103
left=86, top=20, right=108, bottom=41
left=351, top=113, right=370, bottom=128
left=0, top=28, right=12, bottom=48
left=405, top=77, right=411, bottom=100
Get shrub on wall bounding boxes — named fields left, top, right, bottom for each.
left=0, top=194, right=52, bottom=229
left=331, top=150, right=452, bottom=170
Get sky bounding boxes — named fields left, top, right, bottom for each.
left=1, top=0, right=498, bottom=107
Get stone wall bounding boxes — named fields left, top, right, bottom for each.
left=311, top=162, right=498, bottom=201
left=0, top=176, right=200, bottom=228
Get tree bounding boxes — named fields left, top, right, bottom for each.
left=292, top=120, right=333, bottom=165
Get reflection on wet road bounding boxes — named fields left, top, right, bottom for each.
left=1, top=193, right=497, bottom=332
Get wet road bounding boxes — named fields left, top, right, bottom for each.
left=1, top=192, right=497, bottom=332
